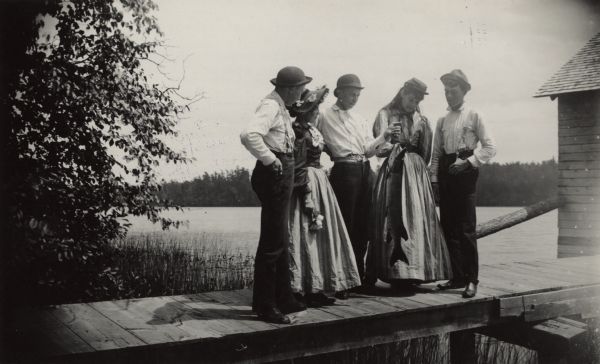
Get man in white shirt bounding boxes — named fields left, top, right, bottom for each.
left=318, top=74, right=393, bottom=293
left=431, top=69, right=496, bottom=298
left=240, top=66, right=311, bottom=323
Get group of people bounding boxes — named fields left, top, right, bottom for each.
left=240, top=66, right=496, bottom=324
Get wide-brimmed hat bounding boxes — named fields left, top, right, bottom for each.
left=441, top=69, right=471, bottom=92
left=403, top=77, right=428, bottom=95
left=334, top=74, right=363, bottom=96
left=289, top=86, right=329, bottom=116
left=270, top=66, right=312, bottom=87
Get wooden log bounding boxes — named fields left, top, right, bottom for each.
left=476, top=197, right=561, bottom=239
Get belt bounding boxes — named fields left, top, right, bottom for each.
left=270, top=149, right=294, bottom=158
left=333, top=154, right=368, bottom=163
left=444, top=149, right=474, bottom=160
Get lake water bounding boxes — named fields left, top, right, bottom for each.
left=126, top=206, right=558, bottom=265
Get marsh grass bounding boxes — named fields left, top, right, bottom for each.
left=111, top=232, right=254, bottom=297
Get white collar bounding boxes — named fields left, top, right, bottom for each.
left=447, top=102, right=466, bottom=112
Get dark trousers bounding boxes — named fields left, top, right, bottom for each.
left=251, top=154, right=295, bottom=311
left=329, top=161, right=371, bottom=281
left=439, top=154, right=479, bottom=284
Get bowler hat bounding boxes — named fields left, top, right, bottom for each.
left=334, top=74, right=364, bottom=96
left=270, top=66, right=312, bottom=87
left=441, top=69, right=471, bottom=92
left=289, top=86, right=329, bottom=116
left=403, top=77, right=428, bottom=95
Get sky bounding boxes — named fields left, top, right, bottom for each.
left=148, top=0, right=600, bottom=182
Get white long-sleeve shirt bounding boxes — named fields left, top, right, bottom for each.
left=240, top=91, right=295, bottom=166
left=317, top=104, right=386, bottom=159
left=430, top=104, right=496, bottom=182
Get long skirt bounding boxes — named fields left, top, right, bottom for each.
left=370, top=150, right=453, bottom=283
left=288, top=166, right=362, bottom=294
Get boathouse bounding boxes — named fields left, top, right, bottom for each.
left=534, top=32, right=600, bottom=258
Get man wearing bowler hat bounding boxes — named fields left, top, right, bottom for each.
left=240, top=66, right=311, bottom=323
left=318, top=74, right=394, bottom=294
left=430, top=69, right=496, bottom=298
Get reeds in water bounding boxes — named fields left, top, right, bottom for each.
left=111, top=232, right=254, bottom=298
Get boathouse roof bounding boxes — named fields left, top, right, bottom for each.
left=535, top=32, right=600, bottom=98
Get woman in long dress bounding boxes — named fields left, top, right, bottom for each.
left=288, top=86, right=362, bottom=306
left=369, top=78, right=452, bottom=288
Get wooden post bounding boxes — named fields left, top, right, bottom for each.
left=449, top=330, right=477, bottom=364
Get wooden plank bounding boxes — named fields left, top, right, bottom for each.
left=106, top=295, right=223, bottom=340
left=559, top=151, right=600, bottom=161
left=558, top=185, right=600, bottom=195
left=558, top=126, right=600, bottom=136
left=558, top=161, right=600, bottom=170
left=171, top=293, right=275, bottom=335
left=89, top=298, right=195, bottom=345
left=499, top=296, right=525, bottom=317
left=513, top=261, right=598, bottom=284
left=559, top=227, right=600, bottom=238
left=49, top=303, right=145, bottom=350
left=559, top=178, right=600, bottom=187
left=404, top=289, right=476, bottom=308
left=559, top=135, right=600, bottom=145
left=477, top=270, right=536, bottom=294
left=197, top=290, right=291, bottom=329
left=558, top=120, right=599, bottom=128
left=12, top=308, right=94, bottom=359
left=559, top=211, right=600, bottom=222
left=521, top=284, right=600, bottom=321
left=559, top=220, right=596, bottom=229
left=560, top=203, right=600, bottom=212
left=508, top=262, right=595, bottom=286
left=560, top=169, right=600, bottom=178
left=560, top=143, right=600, bottom=152
left=316, top=297, right=395, bottom=319
left=479, top=264, right=560, bottom=291
left=556, top=236, right=600, bottom=248
left=367, top=294, right=431, bottom=311
left=558, top=244, right=600, bottom=257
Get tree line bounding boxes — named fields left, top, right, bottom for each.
left=160, top=159, right=558, bottom=207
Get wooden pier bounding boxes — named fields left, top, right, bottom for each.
left=10, top=255, right=600, bottom=363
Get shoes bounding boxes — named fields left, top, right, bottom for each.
left=349, top=284, right=374, bottom=295
left=462, top=282, right=477, bottom=298
left=391, top=281, right=418, bottom=292
left=335, top=290, right=349, bottom=300
left=437, top=279, right=466, bottom=290
left=306, top=292, right=336, bottom=307
left=255, top=306, right=291, bottom=324
left=279, top=299, right=307, bottom=314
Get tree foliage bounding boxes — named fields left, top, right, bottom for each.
left=159, top=160, right=558, bottom=207
left=2, top=0, right=189, bottom=304
left=161, top=167, right=259, bottom=207
left=477, top=159, right=558, bottom=206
